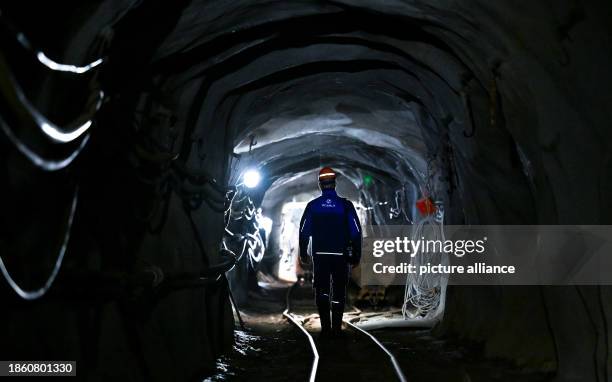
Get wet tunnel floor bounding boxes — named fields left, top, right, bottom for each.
left=205, top=284, right=553, bottom=382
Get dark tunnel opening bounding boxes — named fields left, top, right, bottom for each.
left=1, top=1, right=612, bottom=381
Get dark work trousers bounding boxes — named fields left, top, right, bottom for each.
left=313, top=255, right=351, bottom=332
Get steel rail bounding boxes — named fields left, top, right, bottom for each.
left=284, top=284, right=407, bottom=382
left=344, top=319, right=408, bottom=382
left=283, top=285, right=319, bottom=382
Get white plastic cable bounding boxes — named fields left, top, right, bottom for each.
left=0, top=114, right=91, bottom=171
left=13, top=31, right=105, bottom=75
left=402, top=205, right=447, bottom=320
left=36, top=52, right=103, bottom=74
left=12, top=78, right=103, bottom=143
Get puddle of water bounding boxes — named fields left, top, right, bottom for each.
left=204, top=357, right=236, bottom=381
left=204, top=330, right=263, bottom=381
left=233, top=330, right=262, bottom=356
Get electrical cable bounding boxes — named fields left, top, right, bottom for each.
left=1, top=14, right=105, bottom=75
left=0, top=114, right=91, bottom=171
left=0, top=186, right=79, bottom=300
left=402, top=204, right=447, bottom=319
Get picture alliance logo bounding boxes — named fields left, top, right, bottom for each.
left=371, top=236, right=488, bottom=258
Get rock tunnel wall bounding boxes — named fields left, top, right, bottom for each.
left=0, top=1, right=611, bottom=380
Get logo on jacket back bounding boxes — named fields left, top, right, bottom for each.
left=322, top=198, right=336, bottom=208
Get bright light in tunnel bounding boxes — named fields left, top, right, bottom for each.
left=243, top=169, right=261, bottom=188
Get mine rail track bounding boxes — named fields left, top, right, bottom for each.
left=283, top=283, right=407, bottom=382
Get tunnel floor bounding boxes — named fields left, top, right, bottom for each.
left=205, top=283, right=553, bottom=382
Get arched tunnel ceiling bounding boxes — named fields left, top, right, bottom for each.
left=243, top=136, right=408, bottom=189
left=134, top=1, right=474, bottom=194
left=229, top=77, right=428, bottom=193
left=232, top=86, right=423, bottom=156
left=95, top=0, right=500, bottom=216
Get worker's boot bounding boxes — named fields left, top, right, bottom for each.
left=318, top=309, right=331, bottom=339
left=331, top=306, right=344, bottom=338
left=316, top=289, right=332, bottom=339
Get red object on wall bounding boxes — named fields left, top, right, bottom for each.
left=416, top=197, right=436, bottom=216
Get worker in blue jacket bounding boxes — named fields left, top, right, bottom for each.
left=299, top=167, right=362, bottom=337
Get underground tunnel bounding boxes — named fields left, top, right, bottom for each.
left=1, top=1, right=612, bottom=381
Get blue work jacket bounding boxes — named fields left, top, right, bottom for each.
left=299, top=189, right=362, bottom=264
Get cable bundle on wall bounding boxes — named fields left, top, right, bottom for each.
left=222, top=186, right=267, bottom=268
left=402, top=204, right=447, bottom=320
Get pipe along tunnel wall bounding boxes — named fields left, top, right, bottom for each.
left=0, top=1, right=611, bottom=380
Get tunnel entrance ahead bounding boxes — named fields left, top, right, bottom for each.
left=221, top=66, right=437, bottom=313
